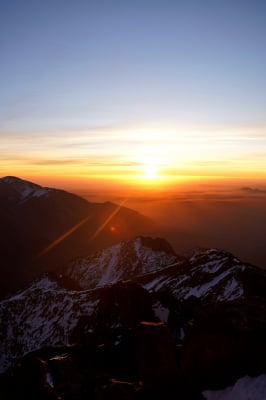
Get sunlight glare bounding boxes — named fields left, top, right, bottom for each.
left=143, top=164, right=158, bottom=179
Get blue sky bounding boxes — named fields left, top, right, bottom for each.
left=1, top=0, right=266, bottom=187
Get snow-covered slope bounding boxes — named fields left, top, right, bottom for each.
left=64, top=238, right=260, bottom=303
left=203, top=374, right=266, bottom=400
left=141, top=247, right=250, bottom=303
left=1, top=237, right=265, bottom=374
left=0, top=276, right=99, bottom=373
left=64, top=236, right=181, bottom=289
left=0, top=176, right=52, bottom=201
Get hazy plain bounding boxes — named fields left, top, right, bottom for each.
left=75, top=182, right=266, bottom=269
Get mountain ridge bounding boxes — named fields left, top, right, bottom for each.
left=0, top=176, right=155, bottom=298
left=1, top=236, right=266, bottom=375
left=1, top=177, right=266, bottom=398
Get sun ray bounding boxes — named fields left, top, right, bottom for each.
left=36, top=214, right=91, bottom=258
left=91, top=198, right=128, bottom=239
left=36, top=198, right=129, bottom=259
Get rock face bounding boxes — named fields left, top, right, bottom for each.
left=134, top=322, right=178, bottom=387
left=0, top=327, right=181, bottom=400
left=1, top=234, right=266, bottom=398
left=0, top=279, right=184, bottom=399
left=64, top=239, right=266, bottom=304
left=181, top=297, right=266, bottom=391
left=64, top=236, right=180, bottom=290
left=1, top=236, right=266, bottom=376
left=0, top=275, right=99, bottom=373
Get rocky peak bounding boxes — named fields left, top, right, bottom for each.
left=138, top=236, right=176, bottom=255
left=0, top=176, right=51, bottom=201
left=64, top=236, right=181, bottom=290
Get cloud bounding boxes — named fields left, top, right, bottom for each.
left=32, top=159, right=144, bottom=168
left=241, top=187, right=266, bottom=194
left=1, top=121, right=266, bottom=182
left=0, top=152, right=146, bottom=176
left=30, top=159, right=83, bottom=166
left=184, top=160, right=235, bottom=167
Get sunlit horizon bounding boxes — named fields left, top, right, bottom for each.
left=2, top=122, right=266, bottom=191
left=1, top=1, right=265, bottom=192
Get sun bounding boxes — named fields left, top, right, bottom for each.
left=142, top=163, right=159, bottom=180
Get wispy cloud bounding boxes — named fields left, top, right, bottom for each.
left=1, top=121, right=266, bottom=182
left=29, top=159, right=83, bottom=166
left=241, top=187, right=266, bottom=194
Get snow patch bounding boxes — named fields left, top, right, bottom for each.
left=217, top=278, right=243, bottom=301
left=32, top=188, right=51, bottom=197
left=203, top=374, right=266, bottom=400
left=182, top=268, right=236, bottom=300
left=200, top=259, right=228, bottom=274
left=46, top=372, right=54, bottom=388
left=49, top=354, right=68, bottom=361
left=1, top=176, right=52, bottom=201
left=66, top=238, right=179, bottom=290
left=152, top=302, right=170, bottom=323
left=0, top=276, right=99, bottom=373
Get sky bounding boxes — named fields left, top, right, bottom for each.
left=1, top=0, right=266, bottom=190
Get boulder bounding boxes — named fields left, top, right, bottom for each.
left=135, top=322, right=178, bottom=387
left=181, top=297, right=266, bottom=391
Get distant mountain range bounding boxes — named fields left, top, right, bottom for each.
left=0, top=176, right=154, bottom=297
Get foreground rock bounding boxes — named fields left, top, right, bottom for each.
left=1, top=236, right=266, bottom=398
left=1, top=236, right=266, bottom=375
left=0, top=323, right=202, bottom=400
left=203, top=374, right=266, bottom=400
left=1, top=289, right=266, bottom=398
left=181, top=297, right=266, bottom=391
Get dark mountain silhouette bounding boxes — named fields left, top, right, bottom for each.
left=0, top=176, right=154, bottom=298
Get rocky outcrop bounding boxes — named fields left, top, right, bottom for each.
left=181, top=297, right=266, bottom=391
left=2, top=239, right=266, bottom=375
left=1, top=229, right=266, bottom=398
left=0, top=322, right=201, bottom=400
left=2, top=287, right=266, bottom=398
left=64, top=240, right=266, bottom=305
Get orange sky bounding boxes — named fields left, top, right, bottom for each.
left=2, top=123, right=266, bottom=192
left=1, top=2, right=266, bottom=191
